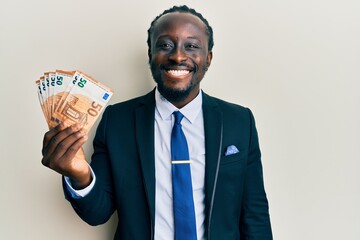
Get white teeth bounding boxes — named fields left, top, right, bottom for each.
left=166, top=69, right=190, bottom=76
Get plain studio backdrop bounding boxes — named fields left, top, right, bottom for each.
left=0, top=0, right=359, bottom=239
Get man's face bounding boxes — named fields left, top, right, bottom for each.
left=149, top=12, right=212, bottom=106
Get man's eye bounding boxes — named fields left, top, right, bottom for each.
left=186, top=44, right=199, bottom=49
left=158, top=43, right=173, bottom=49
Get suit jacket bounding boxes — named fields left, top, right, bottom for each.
left=64, top=89, right=272, bottom=240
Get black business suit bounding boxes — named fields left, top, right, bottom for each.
left=64, top=89, right=272, bottom=239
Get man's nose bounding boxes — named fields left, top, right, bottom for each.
left=168, top=47, right=188, bottom=63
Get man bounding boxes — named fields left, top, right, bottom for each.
left=41, top=5, right=272, bottom=240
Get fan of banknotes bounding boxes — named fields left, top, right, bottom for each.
left=36, top=70, right=113, bottom=132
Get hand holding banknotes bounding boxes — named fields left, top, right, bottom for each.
left=41, top=122, right=91, bottom=189
left=36, top=70, right=113, bottom=189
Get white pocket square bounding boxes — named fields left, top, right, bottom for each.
left=224, top=145, right=239, bottom=156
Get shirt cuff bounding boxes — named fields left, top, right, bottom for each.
left=64, top=165, right=96, bottom=199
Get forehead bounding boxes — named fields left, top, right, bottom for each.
left=152, top=12, right=208, bottom=40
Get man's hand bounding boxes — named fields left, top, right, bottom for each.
left=41, top=122, right=91, bottom=189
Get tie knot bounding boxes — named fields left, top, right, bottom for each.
left=173, top=111, right=184, bottom=125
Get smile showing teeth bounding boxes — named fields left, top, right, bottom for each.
left=166, top=69, right=190, bottom=76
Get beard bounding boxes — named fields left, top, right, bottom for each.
left=156, top=76, right=196, bottom=103
left=150, top=61, right=205, bottom=103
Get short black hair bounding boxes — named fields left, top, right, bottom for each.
left=147, top=5, right=214, bottom=54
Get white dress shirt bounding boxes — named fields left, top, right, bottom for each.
left=65, top=88, right=206, bottom=240
left=154, top=89, right=205, bottom=240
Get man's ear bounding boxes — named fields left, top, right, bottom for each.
left=206, top=51, right=213, bottom=70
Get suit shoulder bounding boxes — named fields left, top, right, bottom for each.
left=203, top=93, right=256, bottom=128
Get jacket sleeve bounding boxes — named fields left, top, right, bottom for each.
left=63, top=106, right=116, bottom=226
left=239, top=109, right=273, bottom=239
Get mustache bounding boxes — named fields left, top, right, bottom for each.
left=160, top=62, right=197, bottom=72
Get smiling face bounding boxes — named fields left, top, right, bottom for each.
left=149, top=12, right=213, bottom=108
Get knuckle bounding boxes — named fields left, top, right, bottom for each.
left=43, top=132, right=51, bottom=142
left=48, top=161, right=54, bottom=169
left=41, top=158, right=47, bottom=166
left=50, top=136, right=58, bottom=145
left=57, top=141, right=66, bottom=149
left=68, top=146, right=79, bottom=154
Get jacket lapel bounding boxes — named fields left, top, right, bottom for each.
left=135, top=90, right=156, bottom=227
left=202, top=92, right=223, bottom=225
left=134, top=90, right=223, bottom=233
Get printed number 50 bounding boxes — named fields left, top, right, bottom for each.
left=88, top=101, right=102, bottom=117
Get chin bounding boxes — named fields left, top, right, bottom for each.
left=157, top=81, right=194, bottom=103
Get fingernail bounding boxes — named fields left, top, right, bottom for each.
left=62, top=120, right=69, bottom=128
left=72, top=123, right=80, bottom=130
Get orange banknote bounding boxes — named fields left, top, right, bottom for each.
left=36, top=70, right=113, bottom=132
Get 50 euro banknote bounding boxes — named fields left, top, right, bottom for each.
left=36, top=70, right=113, bottom=133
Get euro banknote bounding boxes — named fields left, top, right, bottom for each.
left=36, top=70, right=113, bottom=132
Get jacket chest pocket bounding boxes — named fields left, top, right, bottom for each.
left=218, top=149, right=247, bottom=187
left=220, top=149, right=247, bottom=166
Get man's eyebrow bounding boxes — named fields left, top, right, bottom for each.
left=187, top=36, right=200, bottom=41
left=156, top=35, right=201, bottom=41
left=156, top=34, right=171, bottom=39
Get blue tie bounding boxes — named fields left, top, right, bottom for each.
left=171, top=111, right=197, bottom=240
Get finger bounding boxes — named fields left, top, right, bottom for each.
left=60, top=134, right=89, bottom=165
left=42, top=122, right=73, bottom=157
left=42, top=127, right=86, bottom=168
left=42, top=134, right=88, bottom=175
left=45, top=134, right=88, bottom=174
left=42, top=123, right=82, bottom=160
left=47, top=128, right=87, bottom=164
left=43, top=122, right=68, bottom=150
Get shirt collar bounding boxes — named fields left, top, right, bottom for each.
left=155, top=88, right=202, bottom=124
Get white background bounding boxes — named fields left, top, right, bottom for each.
left=1, top=0, right=359, bottom=239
